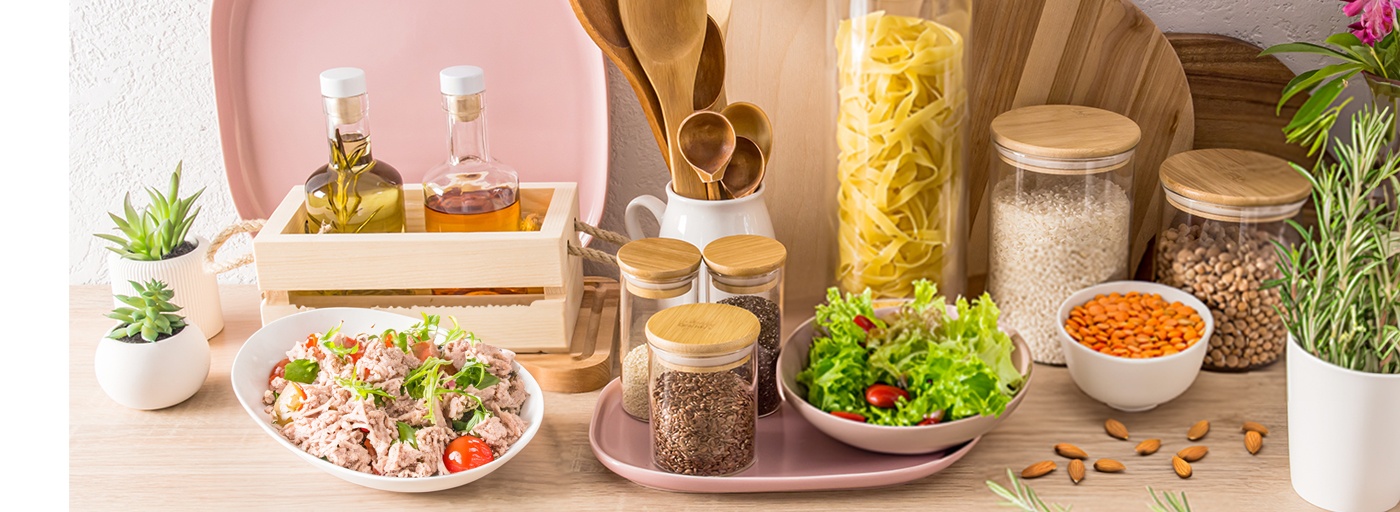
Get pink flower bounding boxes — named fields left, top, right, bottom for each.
left=1344, top=0, right=1400, bottom=44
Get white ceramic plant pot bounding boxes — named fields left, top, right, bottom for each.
left=1287, top=337, right=1400, bottom=512
left=108, top=235, right=224, bottom=339
left=94, top=322, right=211, bottom=410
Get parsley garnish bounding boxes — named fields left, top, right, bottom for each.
left=283, top=359, right=319, bottom=383
left=453, top=407, right=491, bottom=434
left=396, top=421, right=419, bottom=448
left=335, top=375, right=393, bottom=404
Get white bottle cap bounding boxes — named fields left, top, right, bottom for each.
left=440, top=65, right=486, bottom=95
left=320, top=67, right=367, bottom=98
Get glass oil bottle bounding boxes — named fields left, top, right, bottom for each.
left=304, top=67, right=407, bottom=235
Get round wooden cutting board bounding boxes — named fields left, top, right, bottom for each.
left=966, top=0, right=1195, bottom=292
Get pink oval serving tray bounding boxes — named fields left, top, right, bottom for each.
left=210, top=0, right=609, bottom=228
left=588, top=379, right=979, bottom=493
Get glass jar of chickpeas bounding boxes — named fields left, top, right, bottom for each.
left=1153, top=149, right=1310, bottom=371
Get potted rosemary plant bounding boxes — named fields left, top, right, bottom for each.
left=1273, top=107, right=1400, bottom=512
left=95, top=279, right=211, bottom=410
left=94, top=162, right=223, bottom=338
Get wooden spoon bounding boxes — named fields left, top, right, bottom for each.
left=693, top=15, right=726, bottom=112
left=677, top=110, right=736, bottom=200
left=708, top=0, right=733, bottom=36
left=619, top=0, right=709, bottom=199
left=720, top=102, right=772, bottom=159
left=568, top=0, right=670, bottom=168
left=721, top=136, right=765, bottom=199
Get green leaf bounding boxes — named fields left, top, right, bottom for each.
left=453, top=408, right=491, bottom=434
left=283, top=359, right=320, bottom=383
left=1279, top=64, right=1361, bottom=112
left=1288, top=75, right=1352, bottom=132
left=1259, top=41, right=1356, bottom=62
left=396, top=421, right=419, bottom=448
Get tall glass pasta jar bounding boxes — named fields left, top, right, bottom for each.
left=1153, top=149, right=1310, bottom=371
left=648, top=303, right=760, bottom=476
left=616, top=238, right=702, bottom=421
left=702, top=234, right=786, bottom=417
left=833, top=0, right=970, bottom=299
left=987, top=105, right=1140, bottom=364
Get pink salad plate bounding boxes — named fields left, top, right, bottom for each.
left=588, top=379, right=980, bottom=493
left=210, top=0, right=609, bottom=231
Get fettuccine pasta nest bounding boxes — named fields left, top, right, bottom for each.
left=835, top=12, right=966, bottom=298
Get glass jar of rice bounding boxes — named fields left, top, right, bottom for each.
left=616, top=237, right=701, bottom=421
left=648, top=303, right=759, bottom=476
left=987, top=105, right=1140, bottom=364
left=1153, top=148, right=1310, bottom=371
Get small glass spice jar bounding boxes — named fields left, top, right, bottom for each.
left=1154, top=148, right=1310, bottom=371
left=702, top=234, right=786, bottom=417
left=648, top=303, right=760, bottom=476
left=987, top=105, right=1140, bottom=365
left=616, top=238, right=702, bottom=421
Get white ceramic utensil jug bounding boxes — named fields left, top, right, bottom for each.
left=625, top=181, right=774, bottom=251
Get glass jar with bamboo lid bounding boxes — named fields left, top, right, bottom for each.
left=702, top=234, right=786, bottom=417
left=647, top=303, right=760, bottom=476
left=1153, top=148, right=1311, bottom=371
left=987, top=105, right=1140, bottom=365
left=616, top=237, right=702, bottom=421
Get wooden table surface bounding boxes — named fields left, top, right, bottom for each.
left=70, top=284, right=1323, bottom=510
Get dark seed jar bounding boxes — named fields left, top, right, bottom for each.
left=702, top=234, right=786, bottom=417
left=648, top=303, right=759, bottom=476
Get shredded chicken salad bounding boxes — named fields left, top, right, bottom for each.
left=262, top=314, right=530, bottom=477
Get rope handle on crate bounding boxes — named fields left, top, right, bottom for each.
left=568, top=219, right=627, bottom=267
left=199, top=218, right=625, bottom=272
left=204, top=219, right=265, bottom=274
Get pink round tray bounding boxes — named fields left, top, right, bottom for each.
left=210, top=0, right=609, bottom=228
left=588, top=379, right=979, bottom=493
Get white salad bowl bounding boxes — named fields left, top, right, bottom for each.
left=230, top=308, right=544, bottom=493
left=779, top=305, right=1034, bottom=455
left=1056, top=281, right=1214, bottom=412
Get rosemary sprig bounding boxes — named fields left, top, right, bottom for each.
left=1270, top=106, right=1400, bottom=374
left=1147, top=486, right=1192, bottom=512
left=986, top=469, right=1071, bottom=512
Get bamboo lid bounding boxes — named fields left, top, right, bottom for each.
left=702, top=235, right=787, bottom=277
left=991, top=105, right=1141, bottom=160
left=646, top=303, right=759, bottom=357
left=1159, top=148, right=1311, bottom=207
left=616, top=238, right=701, bottom=282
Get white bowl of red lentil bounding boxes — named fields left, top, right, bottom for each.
left=1057, top=281, right=1214, bottom=412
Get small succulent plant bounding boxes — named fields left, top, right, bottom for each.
left=94, top=161, right=206, bottom=261
left=107, top=279, right=187, bottom=343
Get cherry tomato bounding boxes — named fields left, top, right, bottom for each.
left=853, top=315, right=876, bottom=333
left=341, top=337, right=365, bottom=364
left=443, top=435, right=495, bottom=473
left=864, top=384, right=909, bottom=409
left=830, top=411, right=867, bottom=422
left=411, top=341, right=438, bottom=362
left=268, top=358, right=291, bottom=387
left=917, top=410, right=945, bottom=426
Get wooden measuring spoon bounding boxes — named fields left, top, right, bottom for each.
left=619, top=0, right=708, bottom=199
left=720, top=102, right=772, bottom=159
left=568, top=0, right=670, bottom=168
left=678, top=110, right=736, bottom=200
left=721, top=136, right=765, bottom=199
left=693, top=15, right=726, bottom=112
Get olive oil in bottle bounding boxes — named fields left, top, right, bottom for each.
left=305, top=67, right=406, bottom=235
left=423, top=66, right=526, bottom=296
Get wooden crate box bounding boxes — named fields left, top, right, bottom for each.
left=252, top=182, right=585, bottom=353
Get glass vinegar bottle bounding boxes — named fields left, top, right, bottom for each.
left=423, top=65, right=521, bottom=233
left=304, top=67, right=406, bottom=234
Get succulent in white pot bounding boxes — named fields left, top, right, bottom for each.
left=1272, top=108, right=1400, bottom=512
left=94, top=162, right=223, bottom=338
left=95, top=279, right=211, bottom=410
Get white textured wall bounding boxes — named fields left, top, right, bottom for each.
left=69, top=0, right=1349, bottom=284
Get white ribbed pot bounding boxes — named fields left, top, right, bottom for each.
left=108, top=235, right=223, bottom=339
left=95, top=322, right=210, bottom=410
left=1287, top=337, right=1400, bottom=512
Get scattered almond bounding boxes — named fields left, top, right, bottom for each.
left=1094, top=458, right=1126, bottom=473
left=1245, top=431, right=1263, bottom=455
left=1068, top=459, right=1086, bottom=484
left=1134, top=438, right=1161, bottom=455
left=1055, top=443, right=1088, bottom=459
left=1105, top=418, right=1130, bottom=440
left=1187, top=420, right=1210, bottom=440
left=1176, top=445, right=1209, bottom=462
left=1022, top=460, right=1057, bottom=478
left=1171, top=455, right=1192, bottom=478
left=1242, top=421, right=1269, bottom=436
